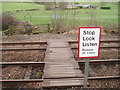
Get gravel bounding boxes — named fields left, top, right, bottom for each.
left=78, top=63, right=119, bottom=77
left=72, top=49, right=119, bottom=60
left=2, top=65, right=44, bottom=80
left=2, top=50, right=45, bottom=62
left=2, top=66, right=27, bottom=79
left=2, top=82, right=42, bottom=88
left=89, top=63, right=119, bottom=77
left=88, top=79, right=120, bottom=88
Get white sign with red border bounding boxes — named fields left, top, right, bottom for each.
left=78, top=27, right=101, bottom=58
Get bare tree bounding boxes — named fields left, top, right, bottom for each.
left=44, top=2, right=54, bottom=10
left=59, top=2, right=68, bottom=10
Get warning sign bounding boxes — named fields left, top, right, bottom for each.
left=78, top=27, right=101, bottom=58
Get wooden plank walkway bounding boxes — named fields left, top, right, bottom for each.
left=43, top=40, right=84, bottom=88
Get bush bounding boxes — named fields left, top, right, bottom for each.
left=77, top=6, right=83, bottom=9
left=74, top=2, right=79, bottom=4
left=2, top=13, right=18, bottom=31
left=100, top=7, right=111, bottom=9
left=2, top=13, right=33, bottom=36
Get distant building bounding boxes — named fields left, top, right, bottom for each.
left=66, top=3, right=94, bottom=9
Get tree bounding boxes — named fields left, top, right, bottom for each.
left=58, top=2, right=68, bottom=10
left=44, top=2, right=54, bottom=10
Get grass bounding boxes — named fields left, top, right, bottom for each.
left=2, top=2, right=118, bottom=31
left=2, top=2, right=44, bottom=11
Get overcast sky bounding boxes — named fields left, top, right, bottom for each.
left=0, top=0, right=120, bottom=2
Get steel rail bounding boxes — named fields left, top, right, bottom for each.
left=78, top=59, right=120, bottom=64
left=1, top=79, right=44, bottom=83
left=1, top=62, right=47, bottom=66
left=68, top=40, right=120, bottom=43
left=1, top=47, right=46, bottom=51
left=87, top=76, right=120, bottom=80
left=71, top=46, right=120, bottom=49
left=0, top=41, right=47, bottom=45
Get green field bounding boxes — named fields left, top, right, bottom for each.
left=2, top=2, right=118, bottom=29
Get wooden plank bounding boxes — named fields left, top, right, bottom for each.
left=44, top=69, right=81, bottom=73
left=44, top=67, right=79, bottom=70
left=43, top=72, right=84, bottom=79
left=43, top=78, right=84, bottom=87
left=44, top=62, right=79, bottom=70
left=45, top=55, right=74, bottom=59
left=44, top=59, right=76, bottom=62
left=48, top=41, right=68, bottom=48
left=48, top=43, right=68, bottom=48
left=46, top=48, right=71, bottom=53
left=45, top=57, right=74, bottom=60
left=45, top=53, right=74, bottom=58
left=43, top=40, right=84, bottom=87
left=44, top=70, right=83, bottom=76
left=45, top=54, right=74, bottom=58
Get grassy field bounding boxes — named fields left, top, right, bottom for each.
left=2, top=2, right=44, bottom=11
left=2, top=2, right=118, bottom=30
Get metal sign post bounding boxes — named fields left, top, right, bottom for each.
left=83, top=59, right=89, bottom=88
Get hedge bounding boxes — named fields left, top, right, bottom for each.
left=101, top=7, right=111, bottom=9
left=77, top=6, right=83, bottom=9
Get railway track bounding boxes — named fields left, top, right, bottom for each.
left=1, top=40, right=119, bottom=50
left=2, top=76, right=119, bottom=82
left=1, top=59, right=120, bottom=65
left=1, top=40, right=120, bottom=45
left=1, top=40, right=120, bottom=89
left=1, top=59, right=119, bottom=82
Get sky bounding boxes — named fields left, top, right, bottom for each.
left=0, top=0, right=120, bottom=2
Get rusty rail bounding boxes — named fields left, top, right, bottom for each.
left=1, top=47, right=46, bottom=51
left=1, top=79, right=44, bottom=83
left=1, top=62, right=46, bottom=66
left=68, top=40, right=120, bottom=43
left=0, top=41, right=47, bottom=45
left=78, top=59, right=120, bottom=64
left=71, top=46, right=120, bottom=49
